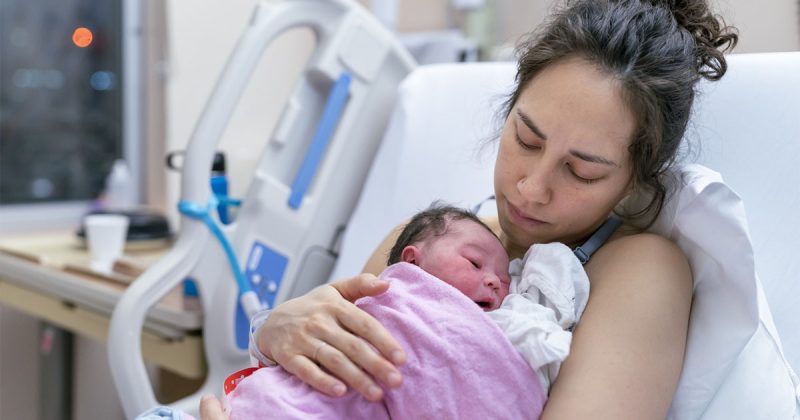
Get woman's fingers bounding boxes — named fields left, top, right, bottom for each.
left=312, top=340, right=388, bottom=401
left=330, top=275, right=407, bottom=366
left=332, top=273, right=391, bottom=302
left=260, top=287, right=367, bottom=397
left=199, top=394, right=228, bottom=420
left=280, top=352, right=350, bottom=397
left=259, top=275, right=406, bottom=400
left=300, top=297, right=404, bottom=400
left=280, top=298, right=403, bottom=400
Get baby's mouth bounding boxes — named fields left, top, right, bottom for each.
left=474, top=300, right=494, bottom=311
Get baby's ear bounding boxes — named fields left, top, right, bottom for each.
left=401, top=245, right=420, bottom=265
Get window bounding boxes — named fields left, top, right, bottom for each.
left=0, top=0, right=142, bottom=231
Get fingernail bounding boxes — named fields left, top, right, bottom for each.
left=391, top=349, right=406, bottom=365
left=332, top=383, right=346, bottom=396
left=386, top=372, right=402, bottom=387
left=367, top=385, right=383, bottom=400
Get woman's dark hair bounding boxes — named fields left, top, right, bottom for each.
left=387, top=202, right=497, bottom=265
left=503, top=0, right=738, bottom=227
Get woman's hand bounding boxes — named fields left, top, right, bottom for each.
left=257, top=274, right=406, bottom=401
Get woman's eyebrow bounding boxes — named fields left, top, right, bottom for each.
left=516, top=110, right=548, bottom=140
left=516, top=109, right=619, bottom=167
left=570, top=150, right=619, bottom=167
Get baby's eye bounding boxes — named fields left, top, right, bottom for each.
left=469, top=259, right=480, bottom=269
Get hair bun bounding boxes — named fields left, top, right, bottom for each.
left=657, top=0, right=739, bottom=80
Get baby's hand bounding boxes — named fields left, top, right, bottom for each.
left=199, top=394, right=228, bottom=420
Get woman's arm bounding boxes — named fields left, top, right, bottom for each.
left=542, top=233, right=693, bottom=419
left=362, top=223, right=405, bottom=275
left=255, top=224, right=409, bottom=400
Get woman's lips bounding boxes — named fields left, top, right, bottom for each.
left=506, top=201, right=547, bottom=226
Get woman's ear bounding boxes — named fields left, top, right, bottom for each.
left=401, top=245, right=420, bottom=265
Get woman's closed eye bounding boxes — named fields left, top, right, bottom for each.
left=515, top=134, right=541, bottom=151
left=566, top=163, right=601, bottom=184
left=571, top=171, right=598, bottom=184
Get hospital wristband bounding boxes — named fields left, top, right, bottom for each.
left=248, top=308, right=278, bottom=367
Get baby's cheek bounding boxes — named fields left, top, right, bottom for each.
left=498, top=284, right=510, bottom=299
left=453, top=281, right=480, bottom=299
left=442, top=269, right=480, bottom=297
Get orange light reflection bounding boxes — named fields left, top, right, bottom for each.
left=72, top=27, right=93, bottom=48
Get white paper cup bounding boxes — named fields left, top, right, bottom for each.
left=85, top=214, right=129, bottom=274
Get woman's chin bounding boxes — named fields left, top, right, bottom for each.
left=498, top=218, right=546, bottom=255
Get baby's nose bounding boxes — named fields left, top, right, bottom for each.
left=484, top=274, right=499, bottom=289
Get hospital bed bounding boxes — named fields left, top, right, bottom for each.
left=108, top=0, right=800, bottom=415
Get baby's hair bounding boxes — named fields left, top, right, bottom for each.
left=387, top=202, right=498, bottom=265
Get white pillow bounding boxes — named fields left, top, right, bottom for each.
left=641, top=164, right=799, bottom=418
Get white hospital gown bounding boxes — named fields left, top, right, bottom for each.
left=487, top=242, right=590, bottom=393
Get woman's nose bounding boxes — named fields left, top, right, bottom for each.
left=517, top=165, right=552, bottom=205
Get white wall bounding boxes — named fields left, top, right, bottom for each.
left=388, top=0, right=799, bottom=54
left=717, top=0, right=800, bottom=52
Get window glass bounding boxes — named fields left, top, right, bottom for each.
left=0, top=0, right=123, bottom=204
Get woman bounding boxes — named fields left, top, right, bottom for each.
left=205, top=0, right=737, bottom=417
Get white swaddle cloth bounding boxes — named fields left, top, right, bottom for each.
left=487, top=242, right=590, bottom=392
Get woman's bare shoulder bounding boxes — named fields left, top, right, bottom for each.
left=362, top=222, right=407, bottom=275
left=481, top=215, right=503, bottom=236
left=544, top=231, right=693, bottom=418
left=587, top=230, right=690, bottom=282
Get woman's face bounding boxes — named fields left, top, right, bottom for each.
left=494, top=56, right=636, bottom=257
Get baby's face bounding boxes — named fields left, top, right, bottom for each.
left=408, top=218, right=510, bottom=311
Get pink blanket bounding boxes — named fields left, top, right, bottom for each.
left=228, top=262, right=545, bottom=419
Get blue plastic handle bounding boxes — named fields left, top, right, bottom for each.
left=288, top=73, right=352, bottom=209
